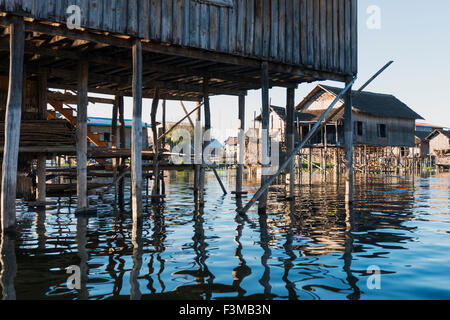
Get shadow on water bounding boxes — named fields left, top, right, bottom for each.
left=0, top=171, right=449, bottom=300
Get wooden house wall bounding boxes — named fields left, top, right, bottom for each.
left=0, top=0, right=357, bottom=76
left=352, top=112, right=415, bottom=147
left=429, top=133, right=450, bottom=156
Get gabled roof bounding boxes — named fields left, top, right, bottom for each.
left=225, top=137, right=238, bottom=146
left=426, top=129, right=450, bottom=141
left=297, top=85, right=424, bottom=120
left=255, top=105, right=304, bottom=122
left=415, top=131, right=430, bottom=142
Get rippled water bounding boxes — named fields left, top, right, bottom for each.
left=1, top=170, right=449, bottom=300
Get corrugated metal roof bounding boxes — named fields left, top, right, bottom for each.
left=87, top=117, right=151, bottom=128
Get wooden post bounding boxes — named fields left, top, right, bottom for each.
left=259, top=62, right=270, bottom=213
left=151, top=89, right=160, bottom=201
left=112, top=98, right=119, bottom=149
left=112, top=96, right=119, bottom=203
left=36, top=72, right=47, bottom=204
left=118, top=95, right=125, bottom=210
left=194, top=101, right=202, bottom=202
left=236, top=94, right=245, bottom=195
left=161, top=99, right=166, bottom=196
left=1, top=17, right=25, bottom=233
left=199, top=77, right=211, bottom=205
left=286, top=87, right=295, bottom=200
left=344, top=80, right=354, bottom=203
left=76, top=60, right=89, bottom=211
left=131, top=39, right=143, bottom=221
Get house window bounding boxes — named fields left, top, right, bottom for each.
left=354, top=121, right=364, bottom=136
left=377, top=124, right=387, bottom=138
left=103, top=132, right=111, bottom=142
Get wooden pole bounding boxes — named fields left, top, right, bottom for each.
left=259, top=62, right=270, bottom=213
left=76, top=60, right=89, bottom=211
left=236, top=94, right=245, bottom=195
left=131, top=39, right=143, bottom=221
left=237, top=78, right=356, bottom=215
left=199, top=77, right=211, bottom=205
left=1, top=16, right=25, bottom=233
left=286, top=87, right=295, bottom=200
left=344, top=80, right=354, bottom=203
left=161, top=99, right=166, bottom=196
left=36, top=72, right=47, bottom=204
left=151, top=89, right=160, bottom=200
left=194, top=101, right=202, bottom=202
left=118, top=95, right=125, bottom=210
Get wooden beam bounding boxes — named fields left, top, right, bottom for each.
left=1, top=16, right=24, bottom=234
left=131, top=39, right=143, bottom=221
left=76, top=60, right=89, bottom=211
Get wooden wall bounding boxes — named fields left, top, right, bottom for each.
left=0, top=0, right=358, bottom=76
left=352, top=112, right=416, bottom=148
left=429, top=133, right=450, bottom=156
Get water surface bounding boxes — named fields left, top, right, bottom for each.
left=1, top=171, right=449, bottom=300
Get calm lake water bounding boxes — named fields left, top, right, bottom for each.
left=1, top=170, right=449, bottom=300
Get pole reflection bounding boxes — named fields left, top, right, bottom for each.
left=76, top=216, right=89, bottom=299
left=0, top=234, right=16, bottom=300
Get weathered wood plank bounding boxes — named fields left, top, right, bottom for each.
left=76, top=60, right=88, bottom=211
left=131, top=39, right=143, bottom=221
left=1, top=16, right=25, bottom=233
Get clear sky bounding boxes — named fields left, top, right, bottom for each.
left=88, top=0, right=450, bottom=143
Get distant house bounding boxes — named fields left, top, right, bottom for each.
left=295, top=85, right=424, bottom=148
left=87, top=117, right=151, bottom=148
left=414, top=123, right=444, bottom=158
left=426, top=129, right=450, bottom=168
left=224, top=137, right=238, bottom=163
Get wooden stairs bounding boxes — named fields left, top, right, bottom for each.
left=48, top=99, right=108, bottom=148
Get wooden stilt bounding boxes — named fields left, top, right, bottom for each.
left=344, top=80, right=354, bottom=203
left=131, top=39, right=143, bottom=221
left=76, top=60, right=89, bottom=211
left=199, top=77, right=211, bottom=205
left=151, top=89, right=160, bottom=202
left=36, top=72, right=47, bottom=205
left=194, top=101, right=202, bottom=202
left=118, top=95, right=125, bottom=211
left=308, top=147, right=312, bottom=184
left=236, top=94, right=245, bottom=196
left=1, top=17, right=25, bottom=233
left=112, top=96, right=119, bottom=203
left=259, top=62, right=270, bottom=213
left=286, top=87, right=295, bottom=200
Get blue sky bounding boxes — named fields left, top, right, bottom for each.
left=89, top=0, right=450, bottom=143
